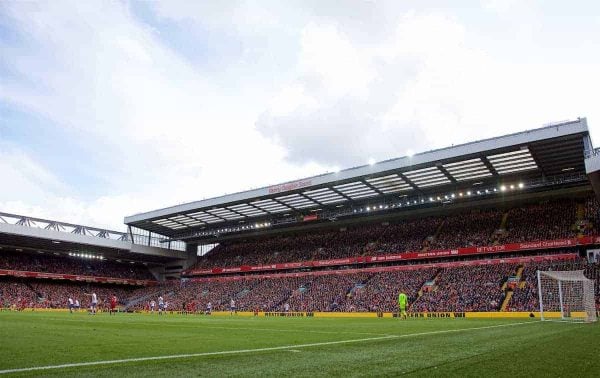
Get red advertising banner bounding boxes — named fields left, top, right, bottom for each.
left=185, top=236, right=599, bottom=276
left=303, top=214, right=318, bottom=222
left=268, top=179, right=313, bottom=194
left=0, top=269, right=157, bottom=286
left=190, top=253, right=578, bottom=283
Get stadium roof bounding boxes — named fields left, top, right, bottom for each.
left=125, top=118, right=594, bottom=241
left=0, top=212, right=185, bottom=264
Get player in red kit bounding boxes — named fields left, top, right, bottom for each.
left=109, top=295, right=117, bottom=315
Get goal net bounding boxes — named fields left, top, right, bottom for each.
left=537, top=270, right=597, bottom=323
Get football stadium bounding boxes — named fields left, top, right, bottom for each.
left=1, top=118, right=600, bottom=376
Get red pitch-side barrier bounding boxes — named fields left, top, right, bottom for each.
left=189, top=253, right=578, bottom=283
left=185, top=236, right=600, bottom=276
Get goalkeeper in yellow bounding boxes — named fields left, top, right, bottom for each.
left=398, top=291, right=408, bottom=319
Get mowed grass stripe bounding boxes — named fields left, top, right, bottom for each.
left=39, top=316, right=393, bottom=336
left=0, top=321, right=536, bottom=374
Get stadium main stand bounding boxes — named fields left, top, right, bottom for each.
left=120, top=253, right=598, bottom=313
left=2, top=119, right=600, bottom=315
left=185, top=198, right=595, bottom=274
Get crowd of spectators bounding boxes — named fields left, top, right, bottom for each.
left=192, top=216, right=445, bottom=270
left=0, top=278, right=136, bottom=309
left=411, top=264, right=517, bottom=312
left=501, top=200, right=577, bottom=243
left=190, top=198, right=597, bottom=272
left=287, top=273, right=371, bottom=312
left=362, top=218, right=441, bottom=255
left=430, top=209, right=503, bottom=250
left=340, top=269, right=437, bottom=312
left=29, top=281, right=134, bottom=309
left=583, top=197, right=599, bottom=235
left=3, top=257, right=598, bottom=313
left=0, top=280, right=36, bottom=309
left=4, top=197, right=600, bottom=313
left=0, top=250, right=155, bottom=281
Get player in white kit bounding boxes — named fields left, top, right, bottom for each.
left=86, top=292, right=98, bottom=315
left=158, top=296, right=165, bottom=316
left=150, top=300, right=156, bottom=313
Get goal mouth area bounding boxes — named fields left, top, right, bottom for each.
left=537, top=270, right=597, bottom=323
left=539, top=311, right=594, bottom=323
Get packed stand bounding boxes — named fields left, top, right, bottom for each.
left=190, top=199, right=591, bottom=273
left=287, top=273, right=371, bottom=312
left=583, top=197, right=599, bottom=235
left=341, top=268, right=437, bottom=312
left=192, top=217, right=444, bottom=270
left=240, top=276, right=306, bottom=311
left=501, top=200, right=577, bottom=243
left=0, top=250, right=155, bottom=280
left=431, top=209, right=503, bottom=250
left=0, top=278, right=135, bottom=309
left=411, top=264, right=517, bottom=312
left=0, top=279, right=37, bottom=309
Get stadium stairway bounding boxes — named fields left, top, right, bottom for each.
left=500, top=291, right=513, bottom=311
left=491, top=212, right=510, bottom=245
left=499, top=212, right=510, bottom=230
left=415, top=269, right=442, bottom=299
left=500, top=266, right=525, bottom=311
left=575, top=202, right=588, bottom=236
left=423, top=220, right=446, bottom=251
left=269, top=280, right=313, bottom=311
left=577, top=202, right=585, bottom=221
left=271, top=287, right=301, bottom=311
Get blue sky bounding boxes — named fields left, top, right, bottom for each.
left=0, top=0, right=599, bottom=230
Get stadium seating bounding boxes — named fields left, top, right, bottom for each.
left=0, top=280, right=36, bottom=309
left=189, top=199, right=592, bottom=272
left=0, top=250, right=155, bottom=280
left=583, top=197, right=599, bottom=235
left=429, top=209, right=503, bottom=250
left=500, top=200, right=577, bottom=243
left=3, top=197, right=600, bottom=313
left=0, top=279, right=135, bottom=309
left=411, top=264, right=516, bottom=312
left=123, top=254, right=599, bottom=313
left=339, top=269, right=437, bottom=312
left=3, top=255, right=598, bottom=312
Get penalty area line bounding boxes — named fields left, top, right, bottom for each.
left=0, top=321, right=536, bottom=374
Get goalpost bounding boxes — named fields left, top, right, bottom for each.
left=537, top=270, right=597, bottom=323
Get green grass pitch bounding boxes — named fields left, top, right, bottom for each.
left=0, top=312, right=598, bottom=377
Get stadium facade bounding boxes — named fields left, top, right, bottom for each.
left=121, top=118, right=599, bottom=272
left=2, top=117, right=599, bottom=283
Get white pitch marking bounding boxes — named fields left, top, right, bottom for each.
left=0, top=321, right=536, bottom=375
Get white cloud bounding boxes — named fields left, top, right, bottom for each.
left=482, top=0, right=521, bottom=14
left=256, top=9, right=600, bottom=166
left=0, top=1, right=330, bottom=229
left=1, top=1, right=599, bottom=231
